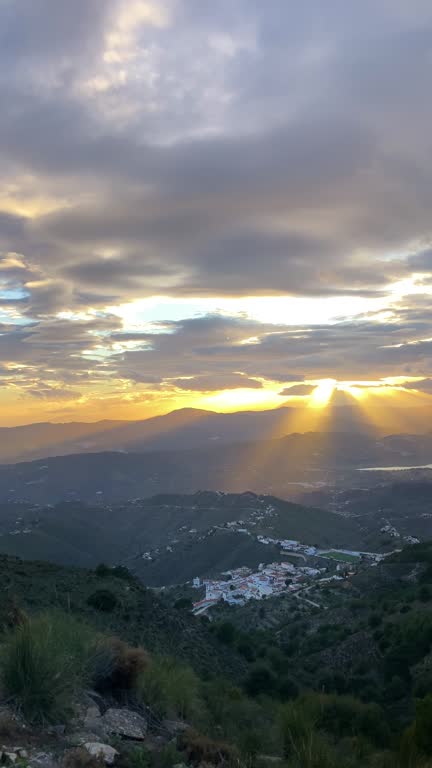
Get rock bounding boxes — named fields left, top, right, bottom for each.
left=4, top=754, right=18, bottom=764
left=102, top=709, right=147, bottom=740
left=28, top=753, right=58, bottom=768
left=162, top=720, right=189, bottom=736
left=47, top=725, right=66, bottom=737
left=84, top=743, right=119, bottom=766
left=85, top=707, right=101, bottom=721
left=84, top=707, right=109, bottom=740
left=67, top=733, right=104, bottom=747
left=17, top=750, right=28, bottom=759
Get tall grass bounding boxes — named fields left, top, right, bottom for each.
left=1, top=612, right=97, bottom=723
left=279, top=702, right=341, bottom=768
left=138, top=655, right=200, bottom=721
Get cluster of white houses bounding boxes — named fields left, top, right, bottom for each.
left=192, top=560, right=323, bottom=615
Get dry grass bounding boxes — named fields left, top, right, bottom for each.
left=177, top=729, right=240, bottom=766
left=63, top=748, right=105, bottom=768
left=93, top=637, right=149, bottom=694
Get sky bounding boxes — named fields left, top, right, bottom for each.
left=1, top=0, right=432, bottom=426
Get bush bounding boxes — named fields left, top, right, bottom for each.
left=177, top=729, right=240, bottom=767
left=418, top=585, right=431, bottom=603
left=63, top=748, right=104, bottom=768
left=1, top=612, right=97, bottom=723
left=91, top=637, right=149, bottom=695
left=414, top=694, right=432, bottom=756
left=279, top=702, right=337, bottom=768
left=302, top=693, right=390, bottom=749
left=214, top=622, right=236, bottom=644
left=94, top=563, right=111, bottom=578
left=278, top=676, right=299, bottom=700
left=87, top=589, right=118, bottom=612
left=245, top=663, right=277, bottom=697
left=138, top=656, right=200, bottom=720
left=125, top=748, right=153, bottom=768
left=201, top=678, right=276, bottom=757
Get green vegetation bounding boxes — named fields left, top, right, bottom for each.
left=1, top=612, right=97, bottom=722
left=321, top=551, right=359, bottom=563
left=138, top=656, right=201, bottom=721
left=0, top=544, right=431, bottom=765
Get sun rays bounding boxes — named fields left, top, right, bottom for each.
left=309, top=379, right=337, bottom=409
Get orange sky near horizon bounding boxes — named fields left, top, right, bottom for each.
left=2, top=3, right=432, bottom=429
left=1, top=376, right=431, bottom=430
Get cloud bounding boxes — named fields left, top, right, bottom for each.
left=171, top=374, right=263, bottom=392
left=403, top=378, right=432, bottom=394
left=279, top=384, right=315, bottom=397
left=2, top=1, right=432, bottom=417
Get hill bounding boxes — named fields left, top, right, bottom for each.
left=3, top=405, right=432, bottom=464
left=301, top=481, right=432, bottom=544
left=0, top=544, right=431, bottom=767
left=0, top=553, right=245, bottom=680
left=0, top=492, right=369, bottom=585
left=2, top=431, right=432, bottom=504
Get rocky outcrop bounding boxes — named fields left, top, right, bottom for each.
left=102, top=709, right=147, bottom=740
left=83, top=743, right=119, bottom=765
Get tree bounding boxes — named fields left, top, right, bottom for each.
left=245, top=663, right=277, bottom=696
left=214, top=621, right=236, bottom=644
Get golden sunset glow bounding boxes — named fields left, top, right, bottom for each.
left=2, top=2, right=432, bottom=430
left=309, top=379, right=337, bottom=409
left=203, top=388, right=282, bottom=412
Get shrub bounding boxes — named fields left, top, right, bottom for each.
left=1, top=612, right=97, bottom=723
left=245, top=662, right=277, bottom=696
left=174, top=598, right=193, bottom=610
left=87, top=589, right=118, bottom=612
left=91, top=637, right=149, bottom=695
left=0, top=712, right=22, bottom=739
left=94, top=563, right=111, bottom=578
left=279, top=702, right=337, bottom=768
left=214, top=622, right=236, bottom=644
left=201, top=678, right=276, bottom=757
left=418, top=585, right=431, bottom=603
left=177, top=729, right=240, bottom=767
left=278, top=676, right=299, bottom=700
left=414, top=694, right=432, bottom=756
left=138, top=656, right=200, bottom=720
left=302, top=693, right=390, bottom=749
left=112, top=565, right=134, bottom=581
left=124, top=748, right=152, bottom=768
left=63, top=748, right=104, bottom=768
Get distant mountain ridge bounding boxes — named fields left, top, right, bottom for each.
left=2, top=404, right=431, bottom=464
left=2, top=430, right=432, bottom=504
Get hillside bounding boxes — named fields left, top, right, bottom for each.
left=0, top=554, right=245, bottom=680
left=2, top=430, right=432, bottom=505
left=301, top=481, right=432, bottom=543
left=207, top=540, right=432, bottom=715
left=3, top=406, right=432, bottom=465
left=0, top=492, right=369, bottom=585
left=0, top=545, right=431, bottom=768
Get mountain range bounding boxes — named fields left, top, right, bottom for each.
left=3, top=404, right=432, bottom=464
left=1, top=429, right=432, bottom=505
